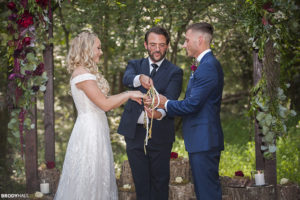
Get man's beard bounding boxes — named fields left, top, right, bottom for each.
left=148, top=49, right=167, bottom=62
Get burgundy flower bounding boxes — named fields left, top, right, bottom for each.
left=7, top=24, right=15, bottom=34
left=46, top=161, right=55, bottom=169
left=8, top=13, right=18, bottom=21
left=170, top=152, right=178, bottom=159
left=22, top=37, right=31, bottom=46
left=33, top=63, right=44, bottom=76
left=7, top=2, right=16, bottom=10
left=263, top=2, right=275, bottom=13
left=17, top=11, right=34, bottom=28
left=235, top=171, right=244, bottom=177
left=31, top=85, right=40, bottom=92
left=21, top=0, right=28, bottom=8
left=36, top=0, right=48, bottom=8
left=191, top=65, right=197, bottom=72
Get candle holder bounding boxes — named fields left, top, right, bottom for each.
left=251, top=170, right=266, bottom=186
left=40, top=179, right=50, bottom=194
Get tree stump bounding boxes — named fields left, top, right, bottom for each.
left=118, top=190, right=136, bottom=200
left=38, top=168, right=60, bottom=196
left=119, top=160, right=134, bottom=186
left=170, top=158, right=191, bottom=183
left=227, top=185, right=275, bottom=200
left=169, top=183, right=195, bottom=200
left=277, top=184, right=300, bottom=200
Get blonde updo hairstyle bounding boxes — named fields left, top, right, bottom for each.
left=67, top=32, right=98, bottom=74
left=67, top=32, right=110, bottom=95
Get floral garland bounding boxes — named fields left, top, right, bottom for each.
left=243, top=0, right=297, bottom=158
left=6, top=0, right=49, bottom=158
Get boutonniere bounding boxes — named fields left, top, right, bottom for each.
left=190, top=65, right=197, bottom=72
left=190, top=59, right=199, bottom=77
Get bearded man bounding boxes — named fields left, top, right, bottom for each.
left=118, top=26, right=183, bottom=200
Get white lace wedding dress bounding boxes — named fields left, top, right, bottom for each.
left=54, top=73, right=118, bottom=200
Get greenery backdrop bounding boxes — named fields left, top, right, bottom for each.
left=0, top=0, right=299, bottom=193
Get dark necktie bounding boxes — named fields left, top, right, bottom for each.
left=150, top=64, right=158, bottom=78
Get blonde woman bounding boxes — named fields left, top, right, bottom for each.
left=54, top=32, right=144, bottom=200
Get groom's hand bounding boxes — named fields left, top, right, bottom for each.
left=158, top=94, right=167, bottom=109
left=140, top=74, right=153, bottom=90
left=144, top=94, right=167, bottom=109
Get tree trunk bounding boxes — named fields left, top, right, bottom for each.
left=43, top=1, right=55, bottom=164
left=25, top=97, right=39, bottom=193
left=253, top=50, right=264, bottom=170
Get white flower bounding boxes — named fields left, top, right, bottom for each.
left=34, top=191, right=43, bottom=198
left=280, top=178, right=289, bottom=185
left=123, top=184, right=131, bottom=189
left=175, top=176, right=183, bottom=183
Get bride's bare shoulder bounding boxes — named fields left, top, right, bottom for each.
left=71, top=67, right=90, bottom=79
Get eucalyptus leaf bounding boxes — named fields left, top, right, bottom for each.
left=261, top=145, right=268, bottom=151
left=40, top=85, right=46, bottom=92
left=12, top=131, right=20, bottom=138
left=269, top=145, right=276, bottom=153
left=256, top=112, right=265, bottom=121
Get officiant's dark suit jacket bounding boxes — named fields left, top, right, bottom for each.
left=118, top=58, right=183, bottom=144
left=118, top=57, right=182, bottom=200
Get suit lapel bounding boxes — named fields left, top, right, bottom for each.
left=141, top=58, right=150, bottom=76
left=153, top=59, right=168, bottom=83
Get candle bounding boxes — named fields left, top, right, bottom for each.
left=254, top=171, right=265, bottom=186
left=40, top=180, right=50, bottom=194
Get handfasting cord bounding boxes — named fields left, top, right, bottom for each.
left=144, top=85, right=160, bottom=153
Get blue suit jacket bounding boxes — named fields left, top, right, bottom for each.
left=118, top=58, right=183, bottom=144
left=167, top=52, right=224, bottom=152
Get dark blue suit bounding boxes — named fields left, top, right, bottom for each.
left=118, top=58, right=183, bottom=200
left=167, top=51, right=224, bottom=200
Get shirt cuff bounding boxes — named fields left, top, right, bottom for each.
left=133, top=75, right=141, bottom=87
left=165, top=100, right=169, bottom=112
left=156, top=109, right=166, bottom=120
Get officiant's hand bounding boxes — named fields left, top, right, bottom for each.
left=144, top=106, right=162, bottom=119
left=140, top=74, right=153, bottom=90
left=129, top=91, right=146, bottom=105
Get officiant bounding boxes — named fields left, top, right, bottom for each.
left=118, top=26, right=183, bottom=200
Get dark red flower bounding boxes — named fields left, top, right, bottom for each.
left=17, top=11, right=34, bottom=28
left=191, top=65, right=197, bottom=72
left=263, top=2, right=275, bottom=13
left=8, top=13, right=18, bottom=21
left=170, top=152, right=178, bottom=159
left=32, top=85, right=40, bottom=92
left=36, top=0, right=48, bottom=8
left=7, top=2, right=16, bottom=10
left=262, top=17, right=268, bottom=26
left=7, top=24, right=15, bottom=34
left=235, top=171, right=244, bottom=177
left=33, top=63, right=44, bottom=76
left=21, top=0, right=28, bottom=8
left=46, top=161, right=55, bottom=169
left=22, top=37, right=31, bottom=46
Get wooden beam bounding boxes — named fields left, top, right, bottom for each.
left=43, top=0, right=55, bottom=164
left=253, top=50, right=264, bottom=170
left=25, top=97, right=39, bottom=193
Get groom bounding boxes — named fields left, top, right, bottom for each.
left=146, top=22, right=224, bottom=200
left=118, top=26, right=183, bottom=200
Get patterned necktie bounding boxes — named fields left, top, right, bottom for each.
left=150, top=64, right=158, bottom=78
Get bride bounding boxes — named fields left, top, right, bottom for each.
left=54, top=32, right=145, bottom=200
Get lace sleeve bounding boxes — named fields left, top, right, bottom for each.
left=71, top=73, right=96, bottom=85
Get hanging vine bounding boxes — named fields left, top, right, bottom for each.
left=6, top=0, right=50, bottom=157
left=242, top=0, right=297, bottom=158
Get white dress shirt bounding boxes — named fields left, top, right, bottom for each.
left=134, top=57, right=166, bottom=124
left=164, top=49, right=212, bottom=111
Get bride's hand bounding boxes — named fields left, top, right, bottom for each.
left=129, top=91, right=145, bottom=105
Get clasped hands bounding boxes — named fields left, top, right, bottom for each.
left=139, top=74, right=168, bottom=119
